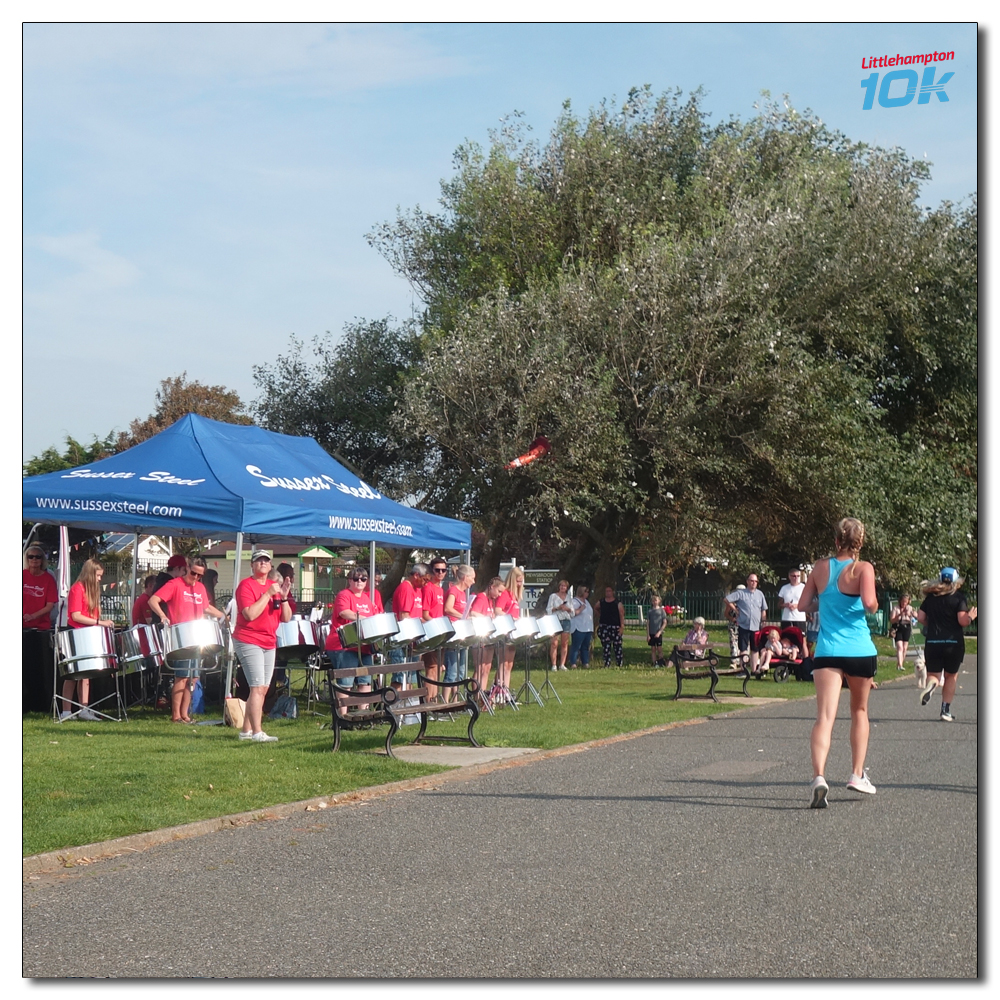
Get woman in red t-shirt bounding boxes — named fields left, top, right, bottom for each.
left=470, top=576, right=505, bottom=699
left=496, top=566, right=525, bottom=695
left=62, top=559, right=115, bottom=721
left=231, top=553, right=292, bottom=742
left=442, top=564, right=476, bottom=702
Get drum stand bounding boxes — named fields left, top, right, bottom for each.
left=471, top=642, right=495, bottom=716
left=537, top=649, right=562, bottom=704
left=514, top=642, right=545, bottom=708
left=51, top=645, right=127, bottom=722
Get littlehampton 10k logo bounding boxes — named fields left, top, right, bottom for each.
left=860, top=48, right=955, bottom=109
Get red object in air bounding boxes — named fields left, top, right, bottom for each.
left=506, top=435, right=551, bottom=470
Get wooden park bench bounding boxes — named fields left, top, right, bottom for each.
left=327, top=661, right=482, bottom=759
left=668, top=642, right=751, bottom=703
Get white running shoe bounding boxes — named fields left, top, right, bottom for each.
left=238, top=730, right=255, bottom=741
left=846, top=771, right=876, bottom=795
left=250, top=731, right=278, bottom=743
left=940, top=710, right=955, bottom=722
left=78, top=708, right=99, bottom=721
left=920, top=680, right=938, bottom=706
left=57, top=710, right=72, bottom=722
left=809, top=776, right=829, bottom=809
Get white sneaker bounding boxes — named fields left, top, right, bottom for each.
left=79, top=709, right=99, bottom=721
left=940, top=710, right=955, bottom=722
left=250, top=731, right=278, bottom=743
left=920, top=680, right=938, bottom=706
left=550, top=666, right=558, bottom=672
left=809, top=776, right=829, bottom=809
left=558, top=665, right=568, bottom=671
left=57, top=710, right=72, bottom=722
left=846, top=771, right=876, bottom=795
left=238, top=730, right=255, bottom=741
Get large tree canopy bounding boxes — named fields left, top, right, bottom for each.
left=262, top=88, right=977, bottom=593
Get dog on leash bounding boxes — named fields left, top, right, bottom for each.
left=914, top=647, right=927, bottom=690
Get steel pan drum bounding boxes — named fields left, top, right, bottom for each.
left=466, top=616, right=498, bottom=645
left=508, top=616, right=540, bottom=645
left=444, top=619, right=478, bottom=648
left=385, top=617, right=425, bottom=648
left=533, top=614, right=563, bottom=640
left=413, top=617, right=455, bottom=652
left=116, top=625, right=163, bottom=673
left=489, top=613, right=516, bottom=642
left=56, top=626, right=116, bottom=677
left=337, top=612, right=399, bottom=648
left=276, top=619, right=320, bottom=664
left=163, top=619, right=223, bottom=663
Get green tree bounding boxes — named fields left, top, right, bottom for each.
left=23, top=432, right=119, bottom=477
left=372, top=89, right=976, bottom=591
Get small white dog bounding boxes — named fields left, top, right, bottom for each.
left=914, top=647, right=927, bottom=690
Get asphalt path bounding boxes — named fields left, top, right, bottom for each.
left=23, top=660, right=977, bottom=978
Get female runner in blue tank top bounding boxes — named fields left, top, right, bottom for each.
left=796, top=517, right=879, bottom=808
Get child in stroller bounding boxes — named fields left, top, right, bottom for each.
left=752, top=625, right=807, bottom=681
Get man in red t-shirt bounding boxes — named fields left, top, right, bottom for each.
left=23, top=547, right=58, bottom=629
left=390, top=563, right=427, bottom=690
left=22, top=545, right=58, bottom=712
left=421, top=557, right=449, bottom=697
left=149, top=557, right=226, bottom=723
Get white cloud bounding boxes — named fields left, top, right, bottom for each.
left=29, top=231, right=142, bottom=290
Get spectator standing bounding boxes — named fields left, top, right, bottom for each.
left=890, top=593, right=918, bottom=672
left=546, top=580, right=574, bottom=670
left=596, top=586, right=625, bottom=668
left=646, top=595, right=667, bottom=666
left=778, top=569, right=806, bottom=625
left=154, top=553, right=188, bottom=593
left=917, top=568, right=977, bottom=722
left=796, top=517, right=880, bottom=808
left=568, top=585, right=594, bottom=668
left=724, top=575, right=768, bottom=675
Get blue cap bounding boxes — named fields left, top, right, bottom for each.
left=940, top=567, right=958, bottom=583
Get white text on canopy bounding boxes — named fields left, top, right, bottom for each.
left=245, top=465, right=382, bottom=499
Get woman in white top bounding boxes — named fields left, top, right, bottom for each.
left=568, top=585, right=594, bottom=668
left=546, top=579, right=574, bottom=670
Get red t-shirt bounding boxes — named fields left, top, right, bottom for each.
left=392, top=579, right=423, bottom=619
left=444, top=584, right=468, bottom=621
left=326, top=588, right=382, bottom=651
left=470, top=591, right=497, bottom=617
left=422, top=581, right=444, bottom=619
left=497, top=589, right=521, bottom=619
left=67, top=581, right=99, bottom=628
left=154, top=576, right=210, bottom=624
left=132, top=593, right=153, bottom=626
left=232, top=576, right=282, bottom=649
left=23, top=569, right=57, bottom=629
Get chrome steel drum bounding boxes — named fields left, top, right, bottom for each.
left=337, top=612, right=399, bottom=648
left=413, top=617, right=455, bottom=652
left=276, top=619, right=320, bottom=664
left=508, top=616, right=540, bottom=645
left=56, top=626, right=117, bottom=678
left=115, top=625, right=163, bottom=674
left=163, top=619, right=223, bottom=663
left=385, top=617, right=425, bottom=648
left=489, top=613, right=516, bottom=642
left=532, top=614, right=563, bottom=640
left=316, top=622, right=331, bottom=648
left=444, top=619, right=478, bottom=648
left=466, top=616, right=499, bottom=645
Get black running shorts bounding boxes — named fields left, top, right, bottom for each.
left=813, top=655, right=877, bottom=679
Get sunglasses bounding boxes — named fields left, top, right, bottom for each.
left=432, top=567, right=447, bottom=574
left=27, top=554, right=43, bottom=560
left=351, top=575, right=368, bottom=583
left=190, top=570, right=205, bottom=578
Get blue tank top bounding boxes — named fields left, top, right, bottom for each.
left=815, top=557, right=877, bottom=658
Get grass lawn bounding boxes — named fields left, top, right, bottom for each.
left=24, top=625, right=964, bottom=857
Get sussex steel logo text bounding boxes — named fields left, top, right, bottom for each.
left=861, top=48, right=955, bottom=109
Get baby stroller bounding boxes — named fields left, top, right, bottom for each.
left=752, top=625, right=809, bottom=683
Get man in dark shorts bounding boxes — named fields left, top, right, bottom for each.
left=917, top=567, right=977, bottom=722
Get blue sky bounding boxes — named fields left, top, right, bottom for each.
left=22, top=21, right=978, bottom=461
